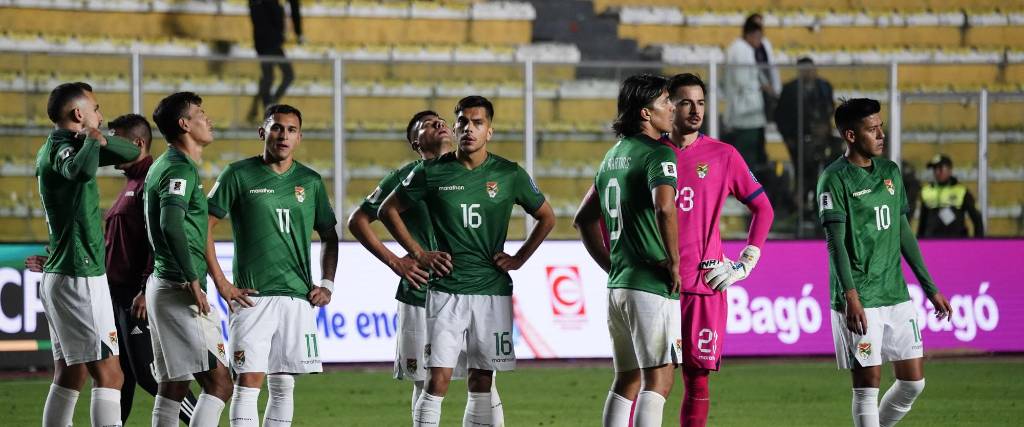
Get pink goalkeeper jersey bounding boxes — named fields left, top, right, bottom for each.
left=663, top=134, right=765, bottom=295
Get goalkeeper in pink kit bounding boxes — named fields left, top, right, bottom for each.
left=665, top=74, right=774, bottom=426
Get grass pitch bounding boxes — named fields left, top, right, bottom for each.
left=0, top=357, right=1020, bottom=426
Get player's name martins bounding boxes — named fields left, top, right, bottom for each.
left=602, top=156, right=631, bottom=171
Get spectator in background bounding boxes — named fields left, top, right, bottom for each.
left=250, top=0, right=302, bottom=118
left=918, top=154, right=985, bottom=238
left=775, top=57, right=838, bottom=221
left=902, top=160, right=922, bottom=220
left=723, top=16, right=780, bottom=169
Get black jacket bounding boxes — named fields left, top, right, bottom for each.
left=250, top=0, right=302, bottom=51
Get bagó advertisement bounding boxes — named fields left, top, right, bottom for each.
left=1, top=240, right=1021, bottom=366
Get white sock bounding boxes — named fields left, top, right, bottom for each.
left=42, top=383, right=79, bottom=427
left=879, top=379, right=925, bottom=427
left=490, top=378, right=504, bottom=427
left=413, top=392, right=444, bottom=427
left=229, top=386, right=260, bottom=427
left=264, top=374, right=296, bottom=426
left=412, top=381, right=425, bottom=420
left=852, top=387, right=881, bottom=427
left=190, top=393, right=226, bottom=427
left=90, top=387, right=122, bottom=427
left=463, top=392, right=493, bottom=427
left=153, top=395, right=182, bottom=427
left=601, top=391, right=633, bottom=427
left=633, top=390, right=667, bottom=427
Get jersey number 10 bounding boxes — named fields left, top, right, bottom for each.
left=873, top=205, right=891, bottom=231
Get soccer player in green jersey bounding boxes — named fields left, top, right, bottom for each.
left=36, top=82, right=140, bottom=427
left=379, top=96, right=556, bottom=426
left=144, top=92, right=233, bottom=427
left=349, top=110, right=507, bottom=424
left=574, top=74, right=681, bottom=427
left=817, top=98, right=952, bottom=427
left=205, top=104, right=340, bottom=427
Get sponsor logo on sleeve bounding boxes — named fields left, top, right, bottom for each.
left=819, top=192, right=833, bottom=211
left=169, top=179, right=186, bottom=196
left=661, top=162, right=677, bottom=178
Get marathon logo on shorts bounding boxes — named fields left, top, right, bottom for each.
left=486, top=181, right=499, bottom=198
left=169, top=179, right=186, bottom=196
left=857, top=342, right=872, bottom=358
left=233, top=351, right=246, bottom=366
left=424, top=344, right=431, bottom=357
left=699, top=259, right=721, bottom=270
left=295, top=186, right=305, bottom=203
left=406, top=358, right=417, bottom=372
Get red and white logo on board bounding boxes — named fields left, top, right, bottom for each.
left=547, top=266, right=586, bottom=326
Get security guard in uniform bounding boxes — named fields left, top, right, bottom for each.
left=918, top=154, right=985, bottom=238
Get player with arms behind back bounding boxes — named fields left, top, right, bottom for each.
left=817, top=98, right=952, bottom=427
left=663, top=73, right=774, bottom=426
left=379, top=96, right=556, bottom=426
left=205, top=104, right=339, bottom=427
left=574, top=73, right=681, bottom=427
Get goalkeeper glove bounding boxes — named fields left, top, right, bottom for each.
left=704, top=245, right=761, bottom=291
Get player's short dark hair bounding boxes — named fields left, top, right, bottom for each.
left=108, top=113, right=153, bottom=148
left=668, top=73, right=706, bottom=99
left=153, top=91, right=202, bottom=143
left=613, top=73, right=669, bottom=138
left=797, top=56, right=814, bottom=65
left=834, top=98, right=881, bottom=134
left=406, top=110, right=439, bottom=146
left=264, top=104, right=302, bottom=126
left=743, top=19, right=763, bottom=36
left=455, top=96, right=494, bottom=122
left=46, top=82, right=93, bottom=124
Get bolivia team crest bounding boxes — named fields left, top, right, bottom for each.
left=696, top=162, right=709, bottom=179
left=857, top=342, right=872, bottom=358
left=295, top=186, right=306, bottom=203
left=217, top=343, right=226, bottom=358
left=234, top=351, right=246, bottom=367
left=486, top=181, right=499, bottom=198
left=884, top=179, right=895, bottom=195
left=108, top=331, right=118, bottom=346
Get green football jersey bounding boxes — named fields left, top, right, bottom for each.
left=144, top=147, right=209, bottom=288
left=594, top=135, right=679, bottom=299
left=817, top=156, right=911, bottom=311
left=359, top=159, right=435, bottom=306
left=395, top=153, right=546, bottom=296
left=35, top=129, right=140, bottom=276
left=208, top=157, right=337, bottom=298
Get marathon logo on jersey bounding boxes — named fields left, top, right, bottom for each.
left=852, top=188, right=873, bottom=198
left=233, top=351, right=246, bottom=367
left=169, top=179, right=186, bottom=196
left=547, top=266, right=586, bottom=327
left=696, top=162, right=709, bottom=179
left=884, top=179, right=895, bottom=195
left=295, top=186, right=305, bottom=203
left=749, top=169, right=759, bottom=183
left=819, top=192, right=834, bottom=211
left=438, top=185, right=464, bottom=192
left=249, top=188, right=274, bottom=194
left=486, top=181, right=499, bottom=198
left=661, top=162, right=678, bottom=178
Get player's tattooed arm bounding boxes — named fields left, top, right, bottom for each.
left=379, top=190, right=452, bottom=276
left=204, top=215, right=258, bottom=312
left=496, top=201, right=555, bottom=273
left=347, top=209, right=429, bottom=287
left=573, top=186, right=610, bottom=273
